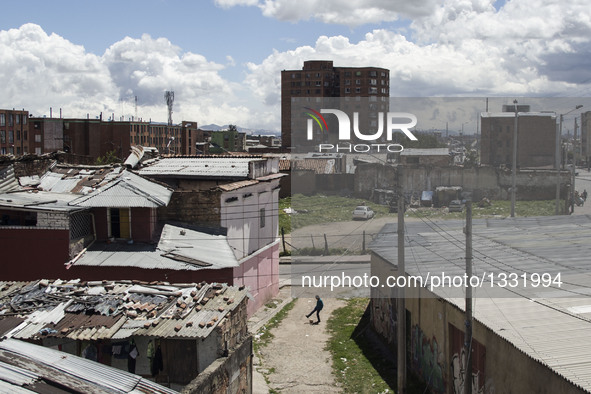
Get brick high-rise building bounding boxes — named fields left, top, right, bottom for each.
left=0, top=109, right=29, bottom=156
left=481, top=106, right=557, bottom=168
left=281, top=60, right=390, bottom=148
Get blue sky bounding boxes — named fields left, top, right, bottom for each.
left=0, top=0, right=590, bottom=131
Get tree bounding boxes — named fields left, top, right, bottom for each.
left=96, top=150, right=122, bottom=165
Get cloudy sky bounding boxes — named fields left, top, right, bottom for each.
left=0, top=0, right=590, bottom=132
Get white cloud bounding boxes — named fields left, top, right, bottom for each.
left=0, top=23, right=117, bottom=116
left=0, top=24, right=269, bottom=129
left=243, top=0, right=591, bottom=119
left=218, top=0, right=437, bottom=26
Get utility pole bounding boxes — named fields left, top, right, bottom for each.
left=511, top=100, right=518, bottom=217
left=556, top=117, right=562, bottom=215
left=397, top=168, right=406, bottom=394
left=464, top=200, right=473, bottom=394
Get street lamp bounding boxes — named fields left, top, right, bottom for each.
left=511, top=100, right=518, bottom=217
left=556, top=104, right=583, bottom=215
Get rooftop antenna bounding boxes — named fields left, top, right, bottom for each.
left=135, top=96, right=138, bottom=121
left=165, top=90, right=174, bottom=126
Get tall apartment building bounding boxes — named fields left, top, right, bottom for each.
left=0, top=109, right=29, bottom=156
left=281, top=60, right=390, bottom=148
left=481, top=106, right=557, bottom=168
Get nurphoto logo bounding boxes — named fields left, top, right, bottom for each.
left=304, top=107, right=418, bottom=152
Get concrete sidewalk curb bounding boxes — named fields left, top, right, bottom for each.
left=248, top=287, right=294, bottom=335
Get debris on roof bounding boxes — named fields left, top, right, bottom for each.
left=0, top=280, right=248, bottom=341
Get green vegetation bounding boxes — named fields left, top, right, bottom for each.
left=285, top=194, right=389, bottom=231
left=279, top=194, right=557, bottom=234
left=326, top=298, right=425, bottom=394
left=95, top=150, right=122, bottom=165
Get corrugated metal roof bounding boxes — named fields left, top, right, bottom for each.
left=74, top=224, right=239, bottom=270
left=71, top=170, right=172, bottom=208
left=0, top=280, right=247, bottom=343
left=370, top=215, right=591, bottom=392
left=0, top=190, right=83, bottom=212
left=0, top=339, right=179, bottom=393
left=138, top=157, right=256, bottom=178
left=0, top=165, right=19, bottom=193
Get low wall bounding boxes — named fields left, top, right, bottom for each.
left=182, top=335, right=253, bottom=394
left=355, top=164, right=570, bottom=201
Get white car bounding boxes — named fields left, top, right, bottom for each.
left=352, top=206, right=375, bottom=220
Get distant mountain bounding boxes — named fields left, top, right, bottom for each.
left=199, top=124, right=280, bottom=137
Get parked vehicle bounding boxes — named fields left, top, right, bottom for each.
left=352, top=206, right=375, bottom=220
left=448, top=200, right=465, bottom=212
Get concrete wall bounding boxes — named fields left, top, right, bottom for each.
left=370, top=254, right=586, bottom=394
left=182, top=335, right=253, bottom=394
left=233, top=241, right=280, bottom=316
left=221, top=180, right=280, bottom=259
left=356, top=163, right=570, bottom=201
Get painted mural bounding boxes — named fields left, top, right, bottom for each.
left=449, top=323, right=486, bottom=394
left=370, top=297, right=396, bottom=344
left=411, top=325, right=445, bottom=394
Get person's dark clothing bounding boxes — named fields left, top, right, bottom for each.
left=306, top=298, right=324, bottom=323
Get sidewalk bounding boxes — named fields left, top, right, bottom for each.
left=248, top=285, right=293, bottom=394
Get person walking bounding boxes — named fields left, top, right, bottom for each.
left=306, top=295, right=324, bottom=324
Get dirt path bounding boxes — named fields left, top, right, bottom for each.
left=255, top=297, right=346, bottom=393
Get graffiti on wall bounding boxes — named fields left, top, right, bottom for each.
left=411, top=325, right=445, bottom=394
left=370, top=297, right=396, bottom=344
left=451, top=348, right=485, bottom=394
left=449, top=323, right=486, bottom=394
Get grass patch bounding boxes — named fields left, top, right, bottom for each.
left=280, top=194, right=557, bottom=233
left=326, top=298, right=426, bottom=394
left=253, top=299, right=296, bottom=353
left=287, top=194, right=389, bottom=231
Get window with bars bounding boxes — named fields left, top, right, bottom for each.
left=69, top=211, right=93, bottom=240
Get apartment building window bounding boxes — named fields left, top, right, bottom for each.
left=16, top=147, right=21, bottom=154
left=8, top=131, right=13, bottom=144
left=381, top=72, right=386, bottom=77
left=344, top=71, right=351, bottom=77
left=345, top=88, right=351, bottom=93
left=260, top=208, right=266, bottom=228
left=345, top=79, right=351, bottom=85
left=0, top=114, right=5, bottom=126
left=355, top=79, right=361, bottom=85
left=315, top=73, right=321, bottom=77
left=355, top=71, right=362, bottom=76
left=355, top=88, right=361, bottom=93
left=315, top=89, right=321, bottom=94
left=8, top=115, right=13, bottom=126
left=15, top=115, right=20, bottom=125
left=315, top=81, right=321, bottom=86
left=0, top=131, right=5, bottom=143
left=370, top=79, right=377, bottom=85
left=35, top=147, right=41, bottom=155
left=16, top=131, right=20, bottom=140
left=291, top=73, right=297, bottom=78
left=22, top=116, right=26, bottom=125
left=369, top=71, right=377, bottom=77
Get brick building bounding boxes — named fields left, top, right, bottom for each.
left=26, top=116, right=202, bottom=160
left=0, top=109, right=29, bottom=156
left=281, top=60, right=390, bottom=148
left=480, top=108, right=557, bottom=168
